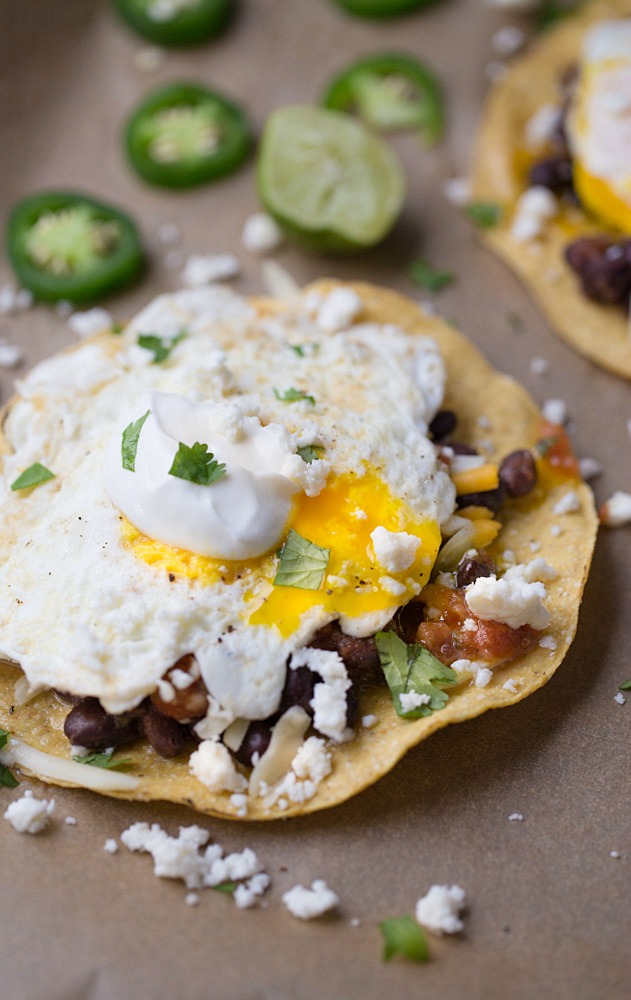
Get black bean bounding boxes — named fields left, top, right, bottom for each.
left=499, top=449, right=538, bottom=497
left=233, top=721, right=273, bottom=768
left=308, top=622, right=383, bottom=687
left=393, top=600, right=426, bottom=644
left=456, top=551, right=497, bottom=588
left=63, top=698, right=140, bottom=750
left=529, top=156, right=573, bottom=195
left=566, top=237, right=631, bottom=306
left=142, top=703, right=193, bottom=758
left=429, top=410, right=457, bottom=442
left=279, top=665, right=317, bottom=716
left=456, top=483, right=506, bottom=514
left=449, top=441, right=479, bottom=457
left=345, top=685, right=359, bottom=731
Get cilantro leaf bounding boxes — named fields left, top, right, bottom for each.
left=169, top=442, right=226, bottom=486
left=0, top=728, right=18, bottom=787
left=10, top=463, right=55, bottom=492
left=122, top=410, right=150, bottom=472
left=288, top=343, right=306, bottom=357
left=409, top=259, right=455, bottom=293
left=73, top=751, right=132, bottom=771
left=297, top=444, right=324, bottom=464
left=375, top=632, right=457, bottom=718
left=0, top=764, right=18, bottom=788
left=274, top=530, right=330, bottom=590
left=536, top=0, right=578, bottom=29
left=466, top=201, right=503, bottom=229
left=535, top=435, right=557, bottom=458
left=619, top=680, right=631, bottom=691
left=212, top=881, right=237, bottom=894
left=273, top=387, right=315, bottom=405
left=137, top=331, right=186, bottom=364
left=380, top=916, right=429, bottom=963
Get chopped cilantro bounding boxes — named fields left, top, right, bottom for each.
left=10, top=463, right=55, bottom=492
left=0, top=727, right=18, bottom=787
left=619, top=680, right=631, bottom=691
left=73, top=751, right=132, bottom=771
left=297, top=444, right=324, bottom=464
left=273, top=387, right=315, bottom=405
left=274, top=530, right=330, bottom=590
left=409, top=259, right=455, bottom=293
left=212, top=881, right=237, bottom=894
left=288, top=343, right=306, bottom=357
left=168, top=442, right=226, bottom=486
left=375, top=632, right=457, bottom=718
left=122, top=410, right=150, bottom=472
left=111, top=322, right=124, bottom=335
left=137, top=330, right=185, bottom=364
left=380, top=915, right=429, bottom=963
left=466, top=201, right=503, bottom=229
left=535, top=435, right=557, bottom=458
left=536, top=0, right=578, bottom=29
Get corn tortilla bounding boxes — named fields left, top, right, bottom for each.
left=471, top=0, right=631, bottom=379
left=0, top=281, right=598, bottom=820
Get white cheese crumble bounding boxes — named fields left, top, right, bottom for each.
left=189, top=739, right=247, bottom=793
left=379, top=575, right=407, bottom=597
left=400, top=690, right=431, bottom=711
left=0, top=340, right=23, bottom=369
left=68, top=307, right=113, bottom=339
left=465, top=573, right=550, bottom=630
left=529, top=356, right=549, bottom=376
left=541, top=397, right=567, bottom=425
left=503, top=679, right=518, bottom=693
left=316, top=288, right=362, bottom=333
left=415, top=884, right=466, bottom=936
left=441, top=176, right=471, bottom=207
left=491, top=25, right=525, bottom=57
left=291, top=648, right=351, bottom=743
left=370, top=526, right=420, bottom=573
left=120, top=822, right=265, bottom=894
left=65, top=816, right=77, bottom=826
left=104, top=838, right=119, bottom=854
left=508, top=812, right=524, bottom=822
left=600, top=490, right=631, bottom=527
left=578, top=457, right=603, bottom=481
left=475, top=667, right=493, bottom=688
left=3, top=790, right=55, bottom=834
left=282, top=879, right=339, bottom=920
left=185, top=892, right=200, bottom=907
left=614, top=692, right=626, bottom=706
left=539, top=634, right=557, bottom=651
left=181, top=253, right=241, bottom=287
left=511, top=187, right=558, bottom=243
left=241, top=213, right=283, bottom=255
left=234, top=872, right=271, bottom=909
left=553, top=490, right=581, bottom=515
left=362, top=714, right=377, bottom=728
left=524, top=103, right=561, bottom=150
left=262, top=736, right=332, bottom=809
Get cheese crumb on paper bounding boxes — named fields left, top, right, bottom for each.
left=283, top=879, right=339, bottom=920
left=415, top=884, right=466, bottom=936
left=4, top=790, right=55, bottom=834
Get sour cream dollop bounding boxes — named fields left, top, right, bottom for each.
left=104, top=392, right=303, bottom=560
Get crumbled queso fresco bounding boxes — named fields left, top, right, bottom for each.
left=3, top=790, right=55, bottom=834
left=415, top=884, right=466, bottom=936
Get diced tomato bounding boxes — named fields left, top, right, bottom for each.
left=535, top=420, right=580, bottom=486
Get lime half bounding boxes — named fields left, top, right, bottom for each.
left=257, top=105, right=406, bottom=252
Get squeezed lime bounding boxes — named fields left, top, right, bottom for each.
left=257, top=106, right=406, bottom=253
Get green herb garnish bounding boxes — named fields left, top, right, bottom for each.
left=380, top=916, right=429, bottom=963
left=111, top=322, right=124, bottom=335
left=409, top=259, right=455, bottom=293
left=466, top=201, right=503, bottom=229
left=619, top=680, right=631, bottom=691
left=73, top=751, right=132, bottom=771
left=288, top=343, right=306, bottom=357
left=0, top=727, right=19, bottom=788
left=137, top=330, right=185, bottom=364
left=297, top=444, right=324, bottom=464
left=375, top=632, right=457, bottom=718
left=273, top=387, right=315, bottom=405
left=274, top=530, right=330, bottom=590
left=122, top=410, right=150, bottom=472
left=168, top=442, right=226, bottom=486
left=10, top=463, right=55, bottom=492
left=536, top=0, right=578, bottom=29
left=535, top=436, right=557, bottom=458
left=212, top=881, right=237, bottom=894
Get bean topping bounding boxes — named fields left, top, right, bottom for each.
left=233, top=721, right=274, bottom=768
left=456, top=550, right=497, bottom=588
left=142, top=703, right=193, bottom=758
left=309, top=621, right=383, bottom=686
left=279, top=665, right=317, bottom=717
left=566, top=237, right=631, bottom=307
left=63, top=698, right=141, bottom=750
left=499, top=449, right=538, bottom=497
left=456, top=483, right=505, bottom=514
left=528, top=156, right=573, bottom=196
left=429, top=409, right=457, bottom=442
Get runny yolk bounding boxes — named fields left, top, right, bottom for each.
left=121, top=471, right=441, bottom=637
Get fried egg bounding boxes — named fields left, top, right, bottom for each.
left=0, top=285, right=454, bottom=730
left=567, top=19, right=631, bottom=232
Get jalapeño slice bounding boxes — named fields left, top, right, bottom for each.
left=322, top=53, right=444, bottom=145
left=125, top=82, right=252, bottom=189
left=6, top=192, right=144, bottom=304
left=332, top=0, right=436, bottom=17
left=112, top=0, right=233, bottom=46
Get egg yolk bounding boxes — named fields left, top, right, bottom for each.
left=121, top=470, right=441, bottom=637
left=573, top=163, right=631, bottom=234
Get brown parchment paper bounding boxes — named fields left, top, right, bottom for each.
left=0, top=2, right=629, bottom=999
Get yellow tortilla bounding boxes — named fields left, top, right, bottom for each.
left=471, top=0, right=631, bottom=378
left=0, top=280, right=597, bottom=820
